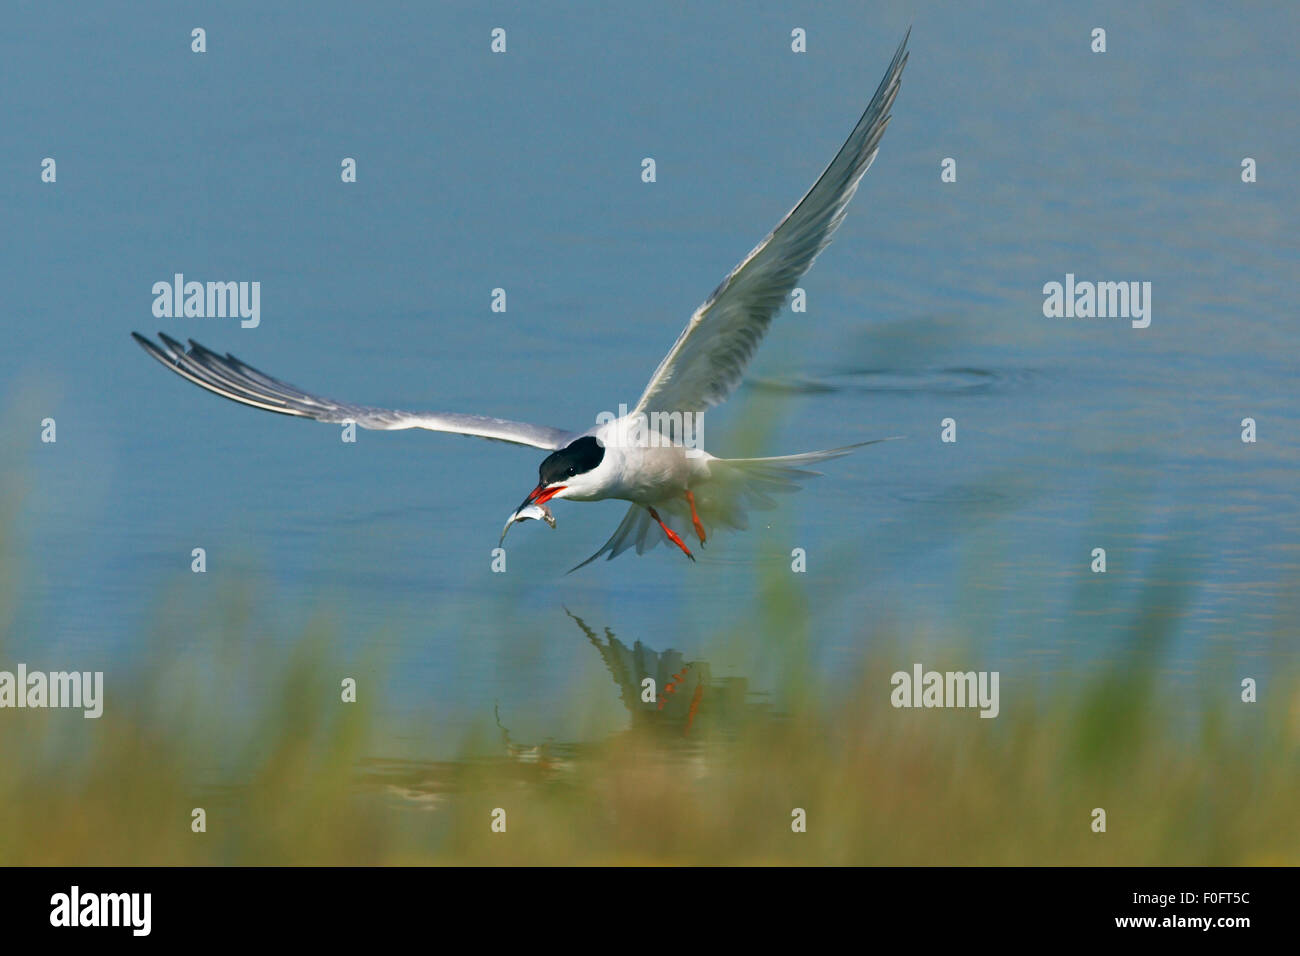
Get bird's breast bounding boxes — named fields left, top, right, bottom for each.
left=603, top=443, right=699, bottom=503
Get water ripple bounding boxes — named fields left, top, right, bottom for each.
left=749, top=366, right=1038, bottom=396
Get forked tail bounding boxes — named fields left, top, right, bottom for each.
left=718, top=437, right=897, bottom=484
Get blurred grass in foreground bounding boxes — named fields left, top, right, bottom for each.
left=1, top=502, right=1296, bottom=866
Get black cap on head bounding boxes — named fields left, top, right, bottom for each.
left=539, top=436, right=605, bottom=485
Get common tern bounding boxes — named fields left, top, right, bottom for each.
left=133, top=32, right=909, bottom=570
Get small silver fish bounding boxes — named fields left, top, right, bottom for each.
left=499, top=501, right=556, bottom=545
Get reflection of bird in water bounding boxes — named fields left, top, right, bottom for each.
left=565, top=608, right=709, bottom=733
left=365, top=613, right=770, bottom=805
left=491, top=702, right=574, bottom=773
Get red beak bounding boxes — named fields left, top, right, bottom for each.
left=517, top=484, right=565, bottom=513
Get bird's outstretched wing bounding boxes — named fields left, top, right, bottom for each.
left=132, top=332, right=573, bottom=450
left=632, top=30, right=909, bottom=421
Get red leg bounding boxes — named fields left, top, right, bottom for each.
left=648, top=506, right=694, bottom=561
left=684, top=489, right=707, bottom=544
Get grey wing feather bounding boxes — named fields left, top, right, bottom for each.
left=132, top=332, right=573, bottom=451
left=568, top=504, right=660, bottom=573
left=633, top=30, right=909, bottom=419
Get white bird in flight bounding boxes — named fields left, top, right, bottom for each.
left=134, top=32, right=909, bottom=571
